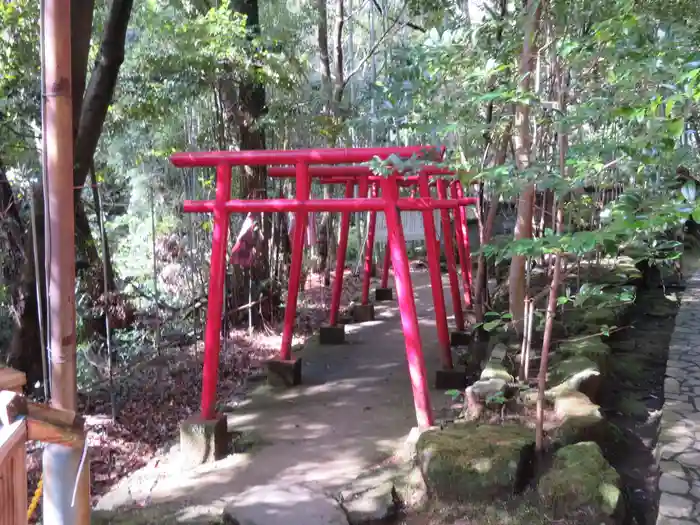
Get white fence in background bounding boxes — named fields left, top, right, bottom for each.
left=374, top=210, right=443, bottom=243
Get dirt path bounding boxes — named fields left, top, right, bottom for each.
left=94, top=271, right=459, bottom=525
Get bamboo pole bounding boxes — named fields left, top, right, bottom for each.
left=40, top=0, right=90, bottom=521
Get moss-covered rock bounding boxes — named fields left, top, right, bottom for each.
left=582, top=307, right=619, bottom=327
left=416, top=423, right=534, bottom=502
left=549, top=356, right=598, bottom=384
left=553, top=391, right=602, bottom=419
left=547, top=356, right=601, bottom=402
left=551, top=415, right=620, bottom=450
left=480, top=360, right=514, bottom=382
left=537, top=442, right=622, bottom=519
left=646, top=299, right=678, bottom=318
left=557, top=337, right=610, bottom=369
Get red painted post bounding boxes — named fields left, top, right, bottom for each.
left=418, top=174, right=452, bottom=369
left=381, top=174, right=434, bottom=429
left=451, top=182, right=473, bottom=307
left=330, top=182, right=355, bottom=325
left=436, top=179, right=464, bottom=331
left=381, top=241, right=391, bottom=288
left=200, top=163, right=233, bottom=419
left=455, top=183, right=474, bottom=306
left=280, top=162, right=311, bottom=359
left=361, top=183, right=378, bottom=305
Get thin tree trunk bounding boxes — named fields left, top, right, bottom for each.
left=90, top=165, right=115, bottom=290
left=474, top=129, right=511, bottom=322
left=508, top=0, right=541, bottom=332
left=7, top=186, right=48, bottom=390
left=536, top=54, right=568, bottom=454
left=318, top=0, right=332, bottom=97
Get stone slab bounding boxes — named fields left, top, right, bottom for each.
left=320, top=325, right=346, bottom=345
left=374, top=288, right=393, bottom=302
left=434, top=369, right=468, bottom=391
left=265, top=358, right=302, bottom=388
left=179, top=415, right=229, bottom=467
left=352, top=303, right=376, bottom=323
left=450, top=330, right=471, bottom=347
left=224, top=485, right=348, bottom=525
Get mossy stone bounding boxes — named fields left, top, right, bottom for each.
left=557, top=337, right=610, bottom=371
left=480, top=360, right=514, bottom=382
left=537, top=442, right=622, bottom=519
left=582, top=307, right=619, bottom=327
left=416, top=422, right=534, bottom=502
left=548, top=356, right=598, bottom=385
left=552, top=415, right=619, bottom=449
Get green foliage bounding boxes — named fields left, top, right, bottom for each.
left=473, top=310, right=513, bottom=333
left=0, top=0, right=40, bottom=163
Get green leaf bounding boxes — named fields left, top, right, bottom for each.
left=483, top=320, right=502, bottom=332
left=445, top=389, right=462, bottom=399
left=667, top=118, right=685, bottom=138
left=557, top=296, right=569, bottom=305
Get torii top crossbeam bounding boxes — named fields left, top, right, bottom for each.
left=170, top=145, right=445, bottom=167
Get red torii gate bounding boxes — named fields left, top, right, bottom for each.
left=267, top=166, right=475, bottom=353
left=172, top=146, right=474, bottom=429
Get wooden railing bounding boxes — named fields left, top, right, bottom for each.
left=0, top=366, right=28, bottom=525
left=0, top=367, right=87, bottom=525
left=0, top=419, right=28, bottom=525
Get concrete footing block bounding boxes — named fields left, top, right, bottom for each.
left=352, top=303, right=375, bottom=323
left=179, top=414, right=228, bottom=467
left=320, top=325, right=346, bottom=345
left=434, top=369, right=468, bottom=391
left=265, top=357, right=302, bottom=388
left=450, top=330, right=472, bottom=347
left=374, top=288, right=393, bottom=302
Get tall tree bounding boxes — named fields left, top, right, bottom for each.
left=508, top=0, right=541, bottom=331
left=6, top=0, right=134, bottom=387
left=220, top=0, right=271, bottom=278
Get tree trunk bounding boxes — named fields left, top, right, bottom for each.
left=73, top=0, right=133, bottom=286
left=318, top=0, right=332, bottom=96
left=70, top=0, right=96, bottom=139
left=90, top=165, right=115, bottom=292
left=536, top=54, right=568, bottom=454
left=6, top=186, right=48, bottom=391
left=214, top=0, right=269, bottom=317
left=0, top=160, right=24, bottom=266
left=231, top=0, right=270, bottom=281
left=508, top=0, right=541, bottom=332
left=8, top=0, right=132, bottom=379
left=474, top=128, right=511, bottom=322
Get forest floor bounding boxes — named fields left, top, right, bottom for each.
left=89, top=268, right=455, bottom=524
left=22, top=256, right=689, bottom=524
left=24, top=267, right=372, bottom=522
